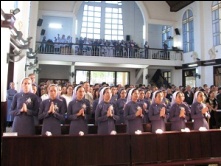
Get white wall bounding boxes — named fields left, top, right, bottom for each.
left=40, top=16, right=73, bottom=41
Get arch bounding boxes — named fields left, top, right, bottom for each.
left=73, top=1, right=149, bottom=41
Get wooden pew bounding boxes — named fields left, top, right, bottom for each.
left=35, top=122, right=194, bottom=135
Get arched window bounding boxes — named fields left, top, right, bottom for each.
left=182, top=9, right=194, bottom=53
left=212, top=1, right=221, bottom=46
left=162, top=25, right=172, bottom=48
left=81, top=1, right=124, bottom=40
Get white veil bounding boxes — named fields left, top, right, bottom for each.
left=126, top=88, right=135, bottom=104
left=170, top=91, right=180, bottom=106
left=98, top=87, right=109, bottom=104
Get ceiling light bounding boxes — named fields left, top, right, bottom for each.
left=188, top=64, right=198, bottom=67
left=49, top=23, right=62, bottom=29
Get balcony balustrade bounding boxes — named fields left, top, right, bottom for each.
left=36, top=41, right=183, bottom=61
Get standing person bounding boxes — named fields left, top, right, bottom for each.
left=138, top=88, right=148, bottom=124
left=124, top=88, right=144, bottom=134
left=191, top=91, right=210, bottom=130
left=61, top=85, right=74, bottom=108
left=83, top=81, right=93, bottom=120
left=6, top=82, right=17, bottom=127
left=28, top=73, right=41, bottom=97
left=216, top=87, right=221, bottom=128
left=67, top=85, right=90, bottom=135
left=38, top=84, right=66, bottom=135
left=143, top=90, right=152, bottom=123
left=149, top=90, right=166, bottom=133
left=163, top=42, right=168, bottom=59
left=116, top=88, right=127, bottom=124
left=169, top=91, right=191, bottom=131
left=184, top=85, right=194, bottom=107
left=10, top=78, right=39, bottom=135
left=206, top=90, right=218, bottom=129
left=144, top=41, right=149, bottom=59
left=32, top=83, right=42, bottom=125
left=95, top=87, right=119, bottom=135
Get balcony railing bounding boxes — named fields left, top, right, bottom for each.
left=36, top=41, right=183, bottom=61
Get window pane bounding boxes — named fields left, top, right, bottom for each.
left=94, top=29, right=100, bottom=33
left=105, top=24, right=111, bottom=29
left=81, top=27, right=87, bottom=32
left=94, top=34, right=100, bottom=39
left=91, top=71, right=115, bottom=85
left=94, top=17, right=100, bottom=22
left=118, top=31, right=123, bottom=35
left=94, top=6, right=101, bottom=12
left=76, top=70, right=89, bottom=84
left=87, top=34, right=93, bottom=38
left=112, top=30, right=117, bottom=35
left=105, top=35, right=111, bottom=40
left=88, top=22, right=93, bottom=27
left=117, top=72, right=129, bottom=86
left=81, top=1, right=124, bottom=41
left=94, top=12, right=101, bottom=17
left=94, top=23, right=100, bottom=28
left=105, top=29, right=111, bottom=34
left=106, top=13, right=112, bottom=18
left=106, top=18, right=111, bottom=23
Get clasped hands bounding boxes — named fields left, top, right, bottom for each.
left=136, top=107, right=143, bottom=117
left=179, top=107, right=186, bottom=118
left=20, top=103, right=28, bottom=112
left=201, top=104, right=209, bottom=114
left=160, top=107, right=166, bottom=117
left=77, top=108, right=85, bottom=117
left=48, top=102, right=56, bottom=114
left=107, top=106, right=113, bottom=117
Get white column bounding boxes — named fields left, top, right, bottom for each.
left=70, top=62, right=75, bottom=84
left=143, top=67, right=148, bottom=86
left=1, top=28, right=10, bottom=101
left=195, top=66, right=202, bottom=87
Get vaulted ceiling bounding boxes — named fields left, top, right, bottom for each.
left=166, top=1, right=194, bottom=12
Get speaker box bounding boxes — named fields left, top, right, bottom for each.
left=175, top=28, right=180, bottom=35
left=37, top=18, right=43, bottom=26
left=126, top=35, right=130, bottom=41
left=41, top=29, right=45, bottom=36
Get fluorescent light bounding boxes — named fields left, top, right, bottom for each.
left=48, top=23, right=62, bottom=29
left=204, top=61, right=216, bottom=65
left=188, top=64, right=198, bottom=67
left=75, top=20, right=78, bottom=35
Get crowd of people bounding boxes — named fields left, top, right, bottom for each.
left=6, top=73, right=221, bottom=136
left=38, top=35, right=149, bottom=58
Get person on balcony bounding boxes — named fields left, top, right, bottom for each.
left=163, top=42, right=168, bottom=59
left=144, top=41, right=149, bottom=59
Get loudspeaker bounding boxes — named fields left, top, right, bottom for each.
left=41, top=29, right=45, bottom=36
left=175, top=28, right=180, bottom=35
left=126, top=35, right=130, bottom=41
left=37, top=18, right=43, bottom=26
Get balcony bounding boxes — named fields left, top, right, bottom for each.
left=36, top=42, right=183, bottom=66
